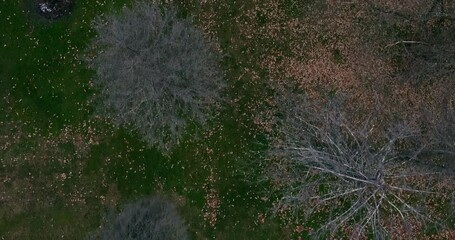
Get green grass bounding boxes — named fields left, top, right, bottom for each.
left=0, top=0, right=299, bottom=239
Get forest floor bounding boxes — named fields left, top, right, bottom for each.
left=1, top=0, right=454, bottom=239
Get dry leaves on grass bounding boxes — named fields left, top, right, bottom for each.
left=0, top=119, right=117, bottom=218
left=203, top=169, right=221, bottom=228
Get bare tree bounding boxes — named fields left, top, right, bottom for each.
left=86, top=1, right=224, bottom=153
left=94, top=196, right=189, bottom=240
left=368, top=0, right=455, bottom=85
left=420, top=86, right=455, bottom=173
left=263, top=92, right=454, bottom=239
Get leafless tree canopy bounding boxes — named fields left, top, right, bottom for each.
left=87, top=1, right=224, bottom=152
left=97, top=196, right=188, bottom=240
left=264, top=92, right=454, bottom=239
left=369, top=0, right=455, bottom=85
left=420, top=87, right=455, bottom=173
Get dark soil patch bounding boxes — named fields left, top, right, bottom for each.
left=35, top=0, right=74, bottom=20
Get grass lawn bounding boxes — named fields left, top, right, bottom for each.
left=0, top=0, right=289, bottom=239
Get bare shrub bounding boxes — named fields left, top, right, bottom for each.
left=96, top=196, right=188, bottom=240
left=263, top=91, right=454, bottom=239
left=86, top=1, right=224, bottom=153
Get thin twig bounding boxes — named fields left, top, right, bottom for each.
left=385, top=40, right=428, bottom=48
